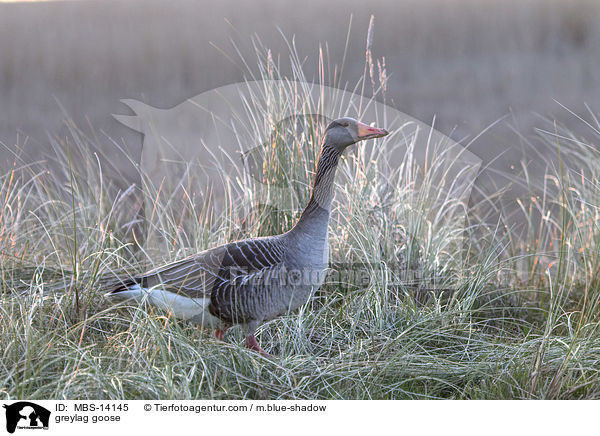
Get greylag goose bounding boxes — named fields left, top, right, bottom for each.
left=105, top=118, right=389, bottom=355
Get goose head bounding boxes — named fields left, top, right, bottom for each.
left=324, top=117, right=389, bottom=150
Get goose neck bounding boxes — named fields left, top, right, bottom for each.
left=293, top=143, right=342, bottom=233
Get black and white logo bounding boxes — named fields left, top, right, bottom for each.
left=2, top=402, right=50, bottom=434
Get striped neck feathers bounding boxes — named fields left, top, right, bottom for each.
left=294, top=142, right=343, bottom=229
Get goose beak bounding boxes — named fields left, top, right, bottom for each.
left=357, top=121, right=389, bottom=140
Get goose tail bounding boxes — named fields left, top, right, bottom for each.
left=104, top=283, right=221, bottom=328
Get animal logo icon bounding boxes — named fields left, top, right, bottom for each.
left=2, top=402, right=50, bottom=434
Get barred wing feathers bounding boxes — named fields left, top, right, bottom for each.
left=108, top=236, right=286, bottom=301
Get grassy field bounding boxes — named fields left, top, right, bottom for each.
left=3, top=38, right=600, bottom=400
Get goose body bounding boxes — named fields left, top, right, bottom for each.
left=106, top=118, right=388, bottom=355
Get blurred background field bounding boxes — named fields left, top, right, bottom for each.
left=1, top=0, right=599, bottom=173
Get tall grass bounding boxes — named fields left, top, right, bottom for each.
left=3, top=33, right=600, bottom=400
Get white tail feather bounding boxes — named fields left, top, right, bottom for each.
left=105, top=284, right=220, bottom=328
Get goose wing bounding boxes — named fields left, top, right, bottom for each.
left=109, top=236, right=286, bottom=300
